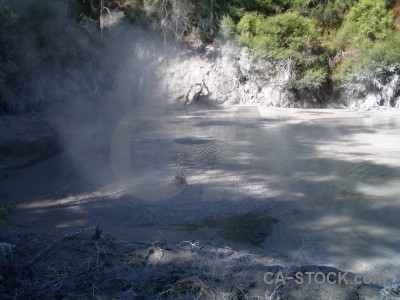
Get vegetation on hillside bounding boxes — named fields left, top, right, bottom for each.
left=0, top=0, right=399, bottom=112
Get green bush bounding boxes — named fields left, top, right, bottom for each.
left=219, top=15, right=236, bottom=39
left=309, top=0, right=357, bottom=30
left=363, top=32, right=400, bottom=68
left=287, top=0, right=319, bottom=15
left=237, top=12, right=321, bottom=60
left=336, top=0, right=394, bottom=48
left=256, top=0, right=289, bottom=15
left=260, top=12, right=320, bottom=56
left=294, top=67, right=328, bottom=90
left=333, top=34, right=400, bottom=87
left=222, top=0, right=258, bottom=21
left=237, top=11, right=328, bottom=90
left=236, top=12, right=263, bottom=44
left=219, top=0, right=288, bottom=20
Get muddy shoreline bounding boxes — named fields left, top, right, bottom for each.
left=0, top=226, right=387, bottom=299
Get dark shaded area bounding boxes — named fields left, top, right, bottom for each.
left=173, top=138, right=216, bottom=145
left=0, top=228, right=375, bottom=299
left=181, top=212, right=278, bottom=246
left=0, top=133, right=61, bottom=170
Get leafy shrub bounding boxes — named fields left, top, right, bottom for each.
left=236, top=12, right=263, bottom=44
left=259, top=12, right=320, bottom=58
left=222, top=0, right=258, bottom=21
left=255, top=0, right=289, bottom=15
left=237, top=11, right=328, bottom=91
left=220, top=0, right=288, bottom=21
left=364, top=32, right=400, bottom=68
left=336, top=0, right=394, bottom=48
left=287, top=0, right=320, bottom=15
left=294, top=67, right=328, bottom=90
left=237, top=12, right=321, bottom=60
left=309, top=0, right=357, bottom=30
left=219, top=15, right=236, bottom=39
left=334, top=31, right=400, bottom=81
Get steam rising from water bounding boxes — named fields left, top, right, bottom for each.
left=4, top=1, right=400, bottom=283
left=110, top=105, right=268, bottom=201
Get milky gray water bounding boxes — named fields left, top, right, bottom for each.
left=123, top=106, right=400, bottom=280
left=3, top=106, right=400, bottom=282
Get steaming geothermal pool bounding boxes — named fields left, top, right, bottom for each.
left=3, top=106, right=400, bottom=281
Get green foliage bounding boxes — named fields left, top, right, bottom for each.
left=236, top=12, right=263, bottom=44
left=220, top=15, right=236, bottom=39
left=255, top=0, right=289, bottom=15
left=328, top=0, right=398, bottom=86
left=260, top=12, right=320, bottom=57
left=334, top=31, right=400, bottom=81
left=360, top=32, right=400, bottom=72
left=336, top=0, right=394, bottom=48
left=254, top=0, right=277, bottom=14
left=287, top=0, right=320, bottom=15
left=237, top=12, right=321, bottom=60
left=237, top=11, right=328, bottom=90
left=294, top=67, right=328, bottom=90
left=310, top=0, right=357, bottom=30
left=222, top=0, right=258, bottom=20
left=218, top=0, right=288, bottom=21
left=0, top=0, right=398, bottom=108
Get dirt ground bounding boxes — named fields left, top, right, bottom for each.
left=0, top=225, right=381, bottom=300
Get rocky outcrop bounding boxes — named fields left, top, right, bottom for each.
left=161, top=43, right=400, bottom=109
left=339, top=72, right=400, bottom=109
left=162, top=45, right=321, bottom=108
